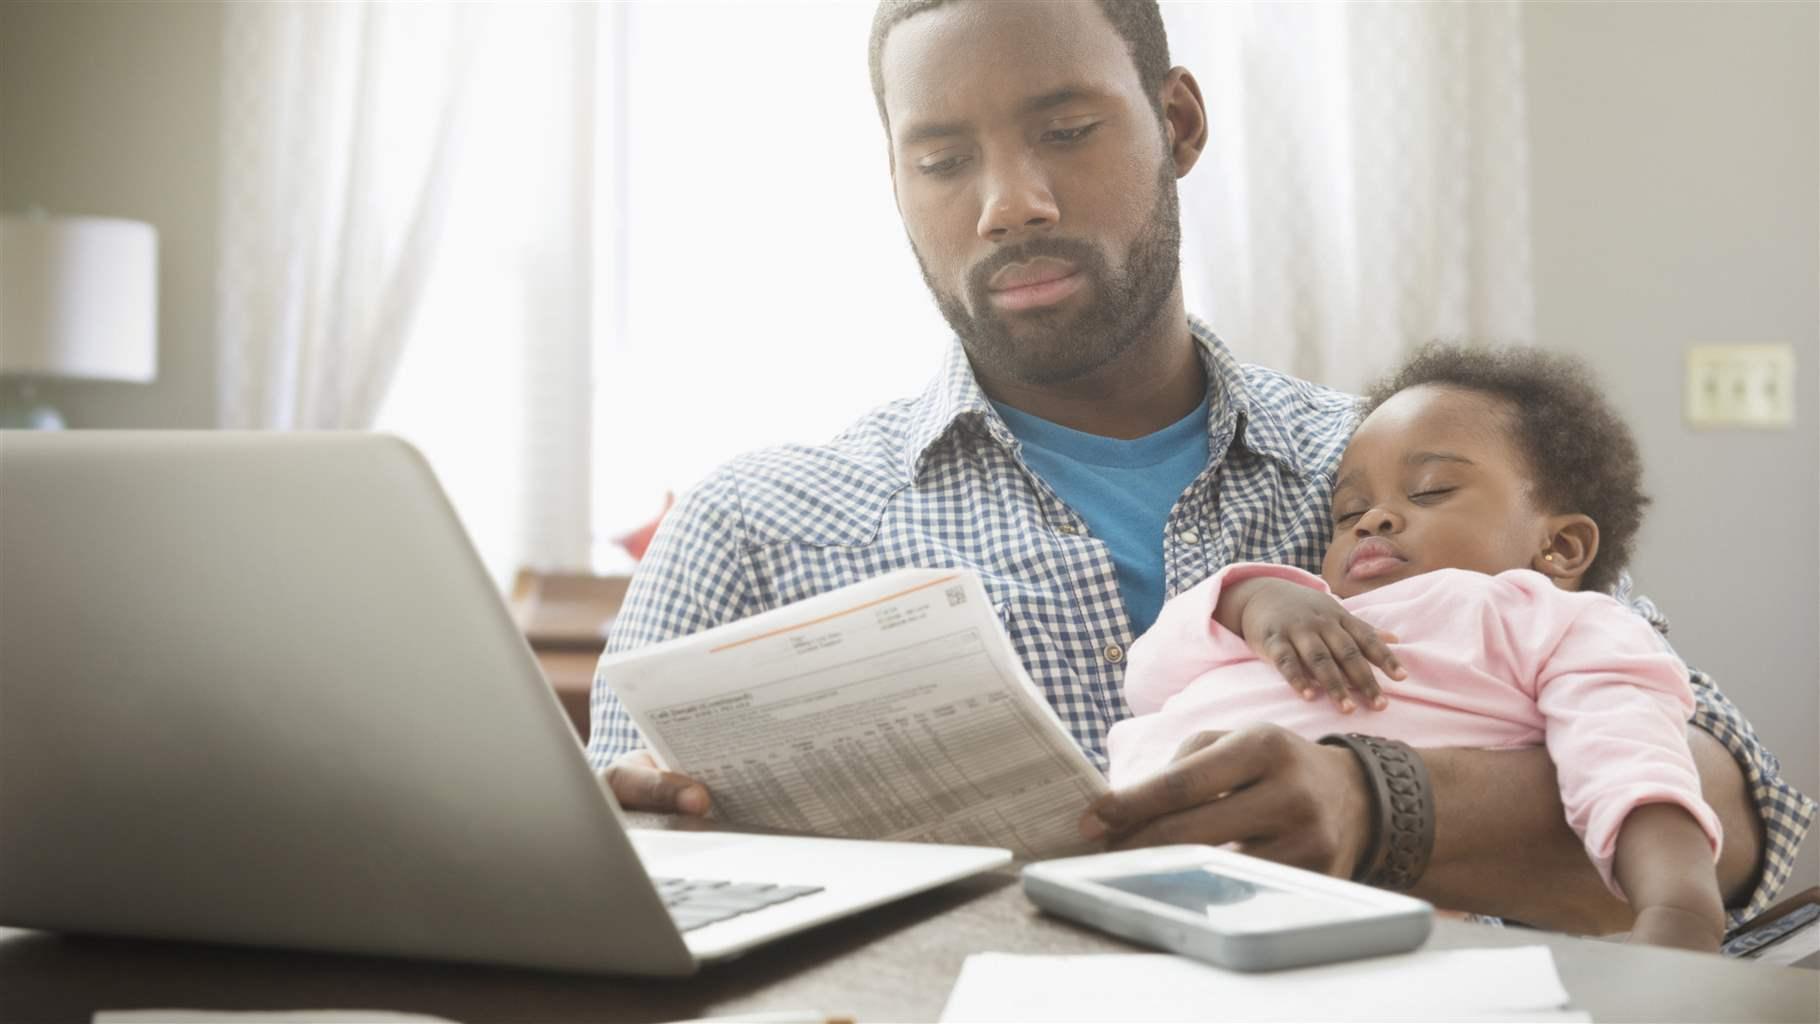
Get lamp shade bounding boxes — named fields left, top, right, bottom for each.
left=0, top=215, right=157, bottom=382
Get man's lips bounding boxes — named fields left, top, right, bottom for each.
left=986, top=259, right=1084, bottom=312
left=1345, top=537, right=1408, bottom=580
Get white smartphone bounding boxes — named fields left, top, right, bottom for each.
left=1023, top=845, right=1434, bottom=971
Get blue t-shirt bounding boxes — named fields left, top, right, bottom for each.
left=991, top=396, right=1211, bottom=636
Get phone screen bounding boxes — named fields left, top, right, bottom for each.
left=1102, top=866, right=1379, bottom=929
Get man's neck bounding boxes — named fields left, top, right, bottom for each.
left=976, top=306, right=1207, bottom=440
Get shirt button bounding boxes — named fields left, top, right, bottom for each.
left=1178, top=529, right=1200, bottom=545
left=1056, top=523, right=1078, bottom=536
left=1104, top=643, right=1125, bottom=664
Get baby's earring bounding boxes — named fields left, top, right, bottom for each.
left=1543, top=553, right=1557, bottom=563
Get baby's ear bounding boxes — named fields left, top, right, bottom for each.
left=1533, top=514, right=1600, bottom=589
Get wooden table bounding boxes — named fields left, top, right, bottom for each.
left=2, top=857, right=1814, bottom=1023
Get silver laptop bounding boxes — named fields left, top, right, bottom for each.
left=0, top=432, right=1010, bottom=975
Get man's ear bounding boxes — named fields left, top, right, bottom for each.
left=1533, top=514, right=1600, bottom=589
left=1160, top=67, right=1209, bottom=176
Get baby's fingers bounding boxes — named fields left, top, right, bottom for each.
left=1342, top=616, right=1405, bottom=683
left=1261, top=632, right=1323, bottom=703
left=1321, top=623, right=1388, bottom=711
left=1289, top=629, right=1358, bottom=712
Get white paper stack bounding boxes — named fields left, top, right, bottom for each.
left=940, top=946, right=1588, bottom=1023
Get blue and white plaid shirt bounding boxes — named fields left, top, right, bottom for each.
left=590, top=316, right=1814, bottom=924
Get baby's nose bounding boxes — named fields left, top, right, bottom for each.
left=1354, top=507, right=1401, bottom=535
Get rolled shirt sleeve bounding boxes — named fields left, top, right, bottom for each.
left=1688, top=668, right=1816, bottom=927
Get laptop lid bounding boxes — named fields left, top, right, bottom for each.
left=0, top=432, right=697, bottom=975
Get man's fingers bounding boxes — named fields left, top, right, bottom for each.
left=1086, top=726, right=1281, bottom=834
left=603, top=756, right=711, bottom=816
left=1082, top=729, right=1225, bottom=837
left=1170, top=728, right=1229, bottom=762
left=1226, top=834, right=1334, bottom=876
left=1103, top=730, right=1368, bottom=878
left=1105, top=781, right=1276, bottom=852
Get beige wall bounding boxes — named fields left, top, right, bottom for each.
left=1525, top=0, right=1820, bottom=891
left=0, top=0, right=222, bottom=427
left=3, top=0, right=1815, bottom=894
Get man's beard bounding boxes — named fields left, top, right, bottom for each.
left=913, top=160, right=1183, bottom=388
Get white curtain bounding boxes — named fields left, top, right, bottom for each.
left=373, top=5, right=600, bottom=584
left=586, top=1, right=945, bottom=561
left=215, top=2, right=478, bottom=429
left=1167, top=0, right=1535, bottom=393
left=219, top=2, right=598, bottom=584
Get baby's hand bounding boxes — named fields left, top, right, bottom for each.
left=1626, top=905, right=1723, bottom=953
left=1216, top=578, right=1405, bottom=712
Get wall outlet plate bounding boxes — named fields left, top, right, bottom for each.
left=1684, top=343, right=1796, bottom=429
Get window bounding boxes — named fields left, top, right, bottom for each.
left=590, top=1, right=946, bottom=566
left=377, top=1, right=1532, bottom=586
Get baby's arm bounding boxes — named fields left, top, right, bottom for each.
left=1614, top=804, right=1726, bottom=950
left=1530, top=588, right=1724, bottom=949
left=1212, top=568, right=1404, bottom=712
left=1123, top=564, right=1307, bottom=714
left=1126, top=564, right=1403, bottom=717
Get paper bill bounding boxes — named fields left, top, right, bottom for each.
left=602, top=568, right=1108, bottom=859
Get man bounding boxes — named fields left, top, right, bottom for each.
left=590, top=0, right=1812, bottom=934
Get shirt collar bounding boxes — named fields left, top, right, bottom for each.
left=902, top=338, right=1004, bottom=481
left=1189, top=315, right=1307, bottom=478
left=903, top=315, right=1307, bottom=481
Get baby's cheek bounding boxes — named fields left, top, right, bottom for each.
left=1319, top=544, right=1348, bottom=590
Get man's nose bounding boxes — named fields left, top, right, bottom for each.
left=976, top=152, right=1058, bottom=242
left=1354, top=507, right=1402, bottom=537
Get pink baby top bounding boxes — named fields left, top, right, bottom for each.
left=1106, top=563, right=1722, bottom=896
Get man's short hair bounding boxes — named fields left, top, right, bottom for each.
left=867, top=0, right=1172, bottom=133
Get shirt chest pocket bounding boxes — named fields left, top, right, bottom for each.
left=985, top=584, right=1122, bottom=765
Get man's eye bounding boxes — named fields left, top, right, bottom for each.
left=1042, top=123, right=1100, bottom=144
left=918, top=155, right=970, bottom=177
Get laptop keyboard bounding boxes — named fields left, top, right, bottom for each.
left=653, top=877, right=825, bottom=933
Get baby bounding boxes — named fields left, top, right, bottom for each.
left=1105, top=344, right=1724, bottom=952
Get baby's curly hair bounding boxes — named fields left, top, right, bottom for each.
left=1359, top=344, right=1650, bottom=594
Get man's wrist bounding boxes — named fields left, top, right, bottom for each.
left=1323, top=740, right=1374, bottom=878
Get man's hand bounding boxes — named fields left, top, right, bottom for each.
left=1216, top=578, right=1403, bottom=712
left=601, top=750, right=712, bottom=816
left=1081, top=724, right=1373, bottom=877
